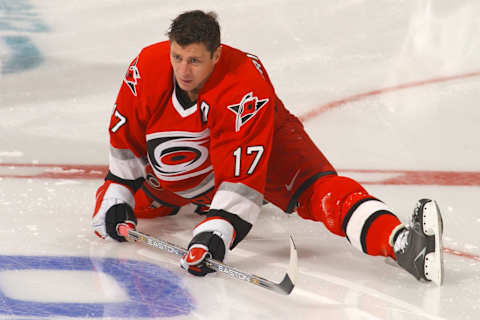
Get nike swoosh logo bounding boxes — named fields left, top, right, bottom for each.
left=414, top=247, right=426, bottom=263
left=285, top=170, right=301, bottom=191
left=188, top=251, right=196, bottom=260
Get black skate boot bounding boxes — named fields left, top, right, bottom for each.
left=392, top=199, right=444, bottom=285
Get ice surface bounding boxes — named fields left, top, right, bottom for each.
left=1, top=0, right=480, bottom=319
left=0, top=270, right=129, bottom=303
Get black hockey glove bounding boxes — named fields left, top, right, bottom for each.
left=180, top=231, right=226, bottom=276
left=105, top=203, right=137, bottom=242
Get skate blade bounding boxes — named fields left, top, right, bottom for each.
left=423, top=200, right=445, bottom=286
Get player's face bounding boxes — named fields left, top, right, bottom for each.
left=170, top=41, right=221, bottom=100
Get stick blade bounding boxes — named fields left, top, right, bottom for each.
left=288, top=235, right=298, bottom=284
left=277, top=235, right=299, bottom=295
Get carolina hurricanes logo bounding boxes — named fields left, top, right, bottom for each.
left=146, top=129, right=212, bottom=181
left=124, top=56, right=140, bottom=96
left=227, top=92, right=269, bottom=132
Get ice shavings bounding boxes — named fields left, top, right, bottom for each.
left=45, top=167, right=86, bottom=174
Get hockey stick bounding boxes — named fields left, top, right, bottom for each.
left=118, top=225, right=298, bottom=295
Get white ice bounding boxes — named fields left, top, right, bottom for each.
left=1, top=0, right=480, bottom=319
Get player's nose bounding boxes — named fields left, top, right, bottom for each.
left=177, top=61, right=190, bottom=76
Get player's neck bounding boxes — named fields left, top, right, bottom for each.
left=175, top=80, right=197, bottom=108
left=187, top=90, right=198, bottom=102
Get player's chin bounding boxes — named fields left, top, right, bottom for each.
left=178, top=79, right=195, bottom=90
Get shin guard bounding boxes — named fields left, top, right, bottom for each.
left=297, top=176, right=401, bottom=257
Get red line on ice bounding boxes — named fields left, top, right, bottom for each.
left=2, top=163, right=479, bottom=186
left=298, top=70, right=480, bottom=121
left=3, top=165, right=479, bottom=263
left=297, top=70, right=480, bottom=264
left=0, top=163, right=106, bottom=180
left=443, top=248, right=480, bottom=262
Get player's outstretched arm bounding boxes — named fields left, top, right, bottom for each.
left=92, top=180, right=138, bottom=242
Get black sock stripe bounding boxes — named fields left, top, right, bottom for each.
left=360, top=210, right=395, bottom=253
left=391, top=225, right=407, bottom=244
left=286, top=170, right=337, bottom=213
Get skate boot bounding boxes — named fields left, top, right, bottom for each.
left=392, top=199, right=444, bottom=285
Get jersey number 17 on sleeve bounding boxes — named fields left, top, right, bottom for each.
left=233, top=146, right=264, bottom=177
left=111, top=109, right=127, bottom=133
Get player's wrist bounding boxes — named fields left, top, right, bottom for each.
left=105, top=203, right=137, bottom=242
left=193, top=216, right=235, bottom=251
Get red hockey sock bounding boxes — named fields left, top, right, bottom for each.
left=364, top=213, right=401, bottom=258
left=297, top=175, right=402, bottom=258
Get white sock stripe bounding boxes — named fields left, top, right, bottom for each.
left=389, top=224, right=406, bottom=247
left=345, top=200, right=393, bottom=252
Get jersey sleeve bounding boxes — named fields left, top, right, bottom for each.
left=206, top=65, right=276, bottom=247
left=92, top=52, right=152, bottom=238
left=106, top=52, right=151, bottom=194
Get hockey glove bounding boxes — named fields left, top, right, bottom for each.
left=180, top=231, right=226, bottom=276
left=105, top=203, right=137, bottom=242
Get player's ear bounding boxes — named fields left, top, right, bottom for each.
left=212, top=45, right=221, bottom=64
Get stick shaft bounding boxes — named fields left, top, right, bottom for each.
left=118, top=226, right=296, bottom=295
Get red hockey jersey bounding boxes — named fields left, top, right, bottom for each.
left=108, top=41, right=293, bottom=226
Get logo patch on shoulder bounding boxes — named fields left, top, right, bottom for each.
left=227, top=92, right=269, bottom=132
left=124, top=56, right=141, bottom=96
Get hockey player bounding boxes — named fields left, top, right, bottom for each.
left=92, top=10, right=444, bottom=285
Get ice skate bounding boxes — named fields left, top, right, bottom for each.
left=393, top=199, right=444, bottom=285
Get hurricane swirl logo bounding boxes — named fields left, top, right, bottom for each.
left=146, top=129, right=212, bottom=181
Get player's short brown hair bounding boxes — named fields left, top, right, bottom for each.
left=167, top=10, right=221, bottom=56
